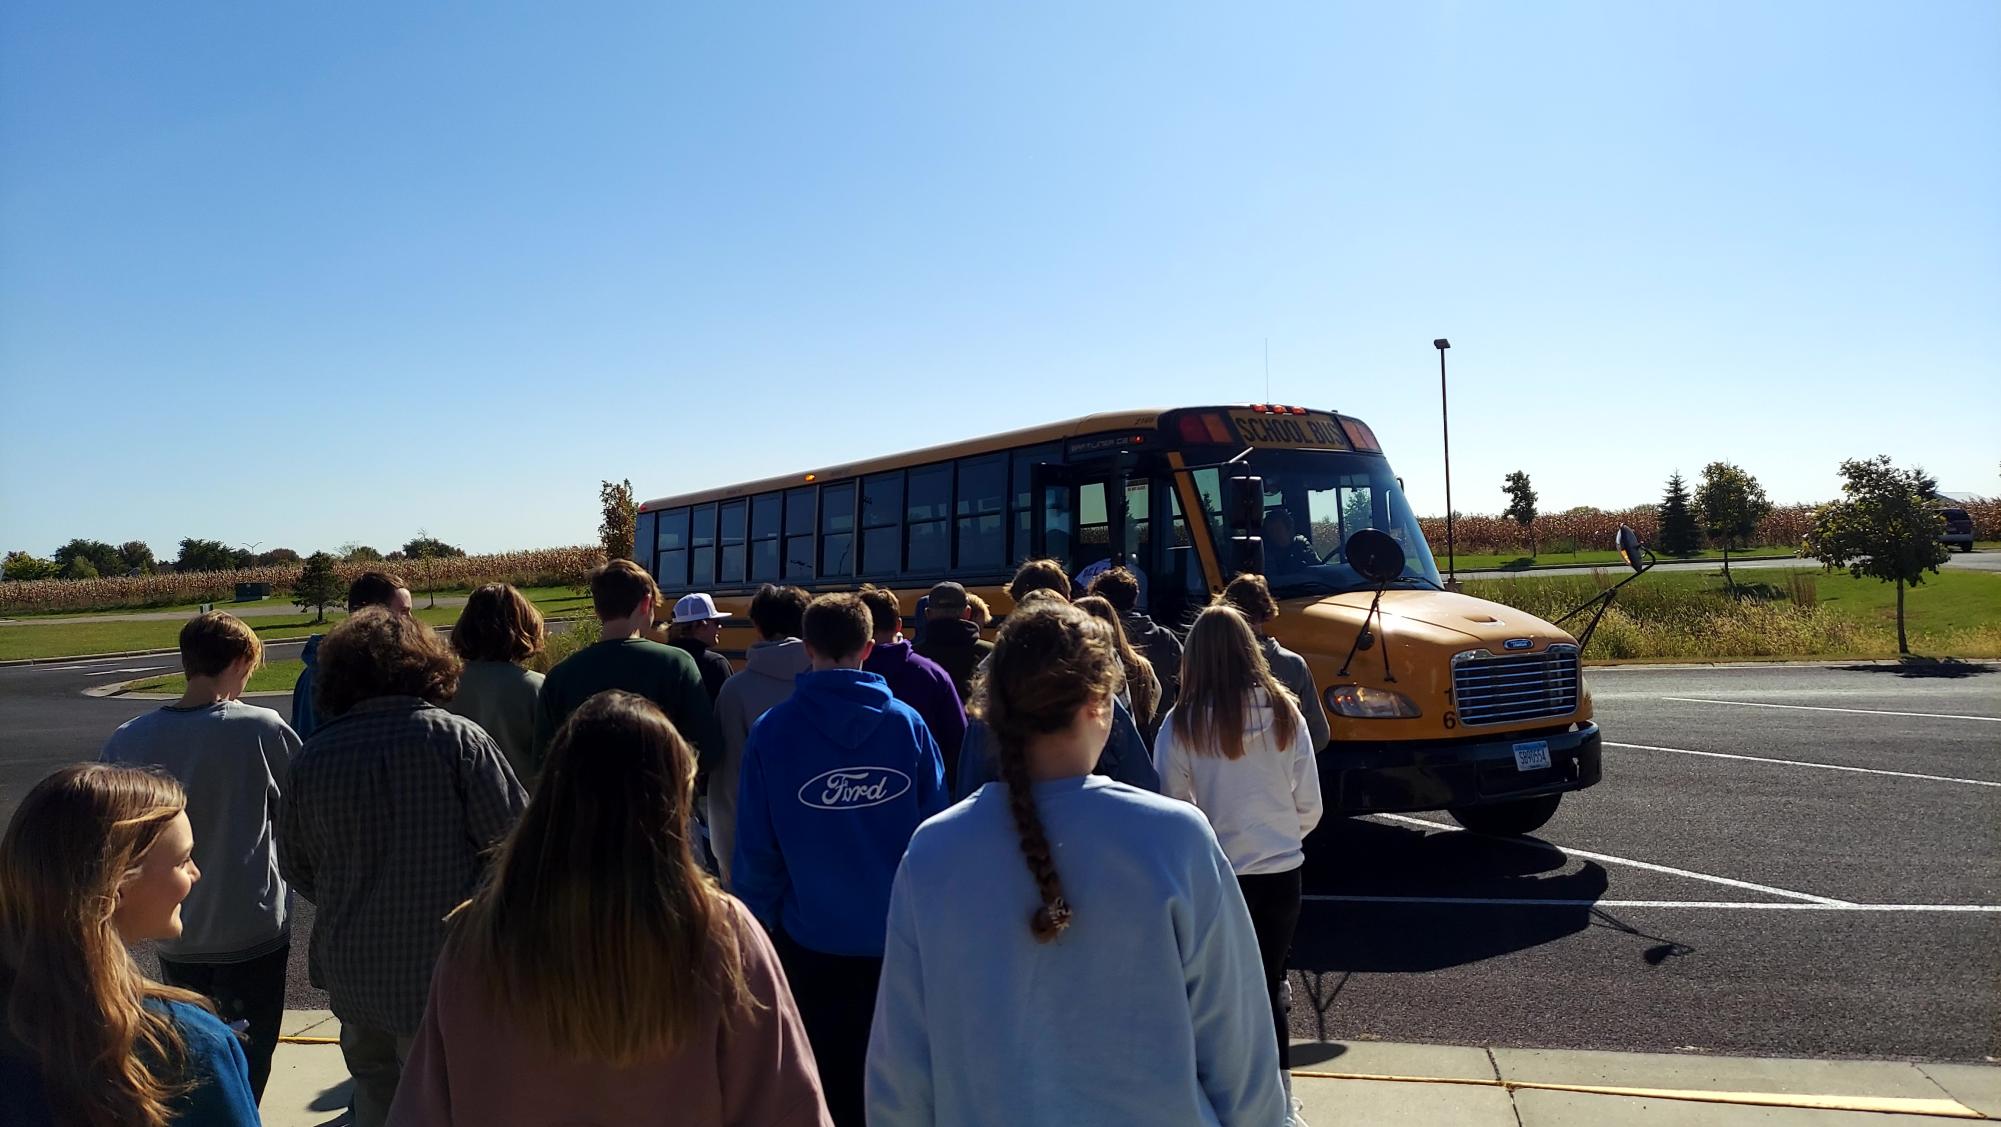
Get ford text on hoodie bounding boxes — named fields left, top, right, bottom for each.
left=732, top=669, right=948, bottom=957
left=712, top=637, right=813, bottom=887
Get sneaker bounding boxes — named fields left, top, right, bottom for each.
left=1288, top=1095, right=1310, bottom=1127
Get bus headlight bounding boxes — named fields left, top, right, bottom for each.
left=1323, top=685, right=1422, bottom=718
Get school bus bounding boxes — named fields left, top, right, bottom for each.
left=637, top=405, right=1599, bottom=836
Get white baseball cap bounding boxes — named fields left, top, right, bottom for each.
left=672, top=592, right=732, bottom=624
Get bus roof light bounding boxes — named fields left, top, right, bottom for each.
left=1289, top=406, right=1307, bottom=415
left=1252, top=403, right=1269, bottom=413
left=1202, top=413, right=1234, bottom=443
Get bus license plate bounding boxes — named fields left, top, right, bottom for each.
left=1513, top=740, right=1551, bottom=772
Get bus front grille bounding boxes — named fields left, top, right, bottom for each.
left=1451, top=646, right=1580, bottom=727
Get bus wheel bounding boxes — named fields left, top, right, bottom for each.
left=1448, top=794, right=1562, bottom=837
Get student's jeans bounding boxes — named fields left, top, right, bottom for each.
left=338, top=1023, right=415, bottom=1127
left=1237, top=867, right=1304, bottom=1070
left=775, top=929, right=882, bottom=1127
left=157, top=943, right=290, bottom=1102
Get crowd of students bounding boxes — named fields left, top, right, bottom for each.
left=0, top=554, right=1331, bottom=1127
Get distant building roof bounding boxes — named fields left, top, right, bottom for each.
left=1934, top=491, right=1980, bottom=504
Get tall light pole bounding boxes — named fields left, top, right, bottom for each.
left=1433, top=338, right=1455, bottom=586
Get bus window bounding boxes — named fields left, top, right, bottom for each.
left=750, top=494, right=781, bottom=582
left=690, top=503, right=717, bottom=588
left=1011, top=443, right=1061, bottom=564
left=656, top=508, right=690, bottom=591
left=906, top=463, right=951, bottom=573
left=956, top=454, right=1006, bottom=573
left=860, top=472, right=902, bottom=576
left=718, top=500, right=747, bottom=586
left=785, top=487, right=816, bottom=580
left=821, top=481, right=856, bottom=578
left=636, top=510, right=657, bottom=575
left=1124, top=479, right=1150, bottom=569
left=1076, top=481, right=1111, bottom=572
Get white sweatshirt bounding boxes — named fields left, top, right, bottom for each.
left=1154, top=690, right=1324, bottom=875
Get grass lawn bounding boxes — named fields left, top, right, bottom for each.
left=4, top=584, right=592, bottom=620
left=1465, top=565, right=2001, bottom=661
left=126, top=659, right=305, bottom=697
left=1448, top=546, right=1801, bottom=571
left=0, top=587, right=592, bottom=662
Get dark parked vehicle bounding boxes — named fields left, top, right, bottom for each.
left=1937, top=507, right=1975, bottom=552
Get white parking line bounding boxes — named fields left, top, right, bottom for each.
left=1371, top=814, right=1856, bottom=906
left=85, top=666, right=169, bottom=677
left=1607, top=741, right=2001, bottom=788
left=1664, top=697, right=2001, bottom=723
left=1302, top=896, right=2001, bottom=912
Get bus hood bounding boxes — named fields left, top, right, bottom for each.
left=1297, top=589, right=1576, bottom=649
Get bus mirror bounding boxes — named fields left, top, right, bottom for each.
left=1226, top=475, right=1264, bottom=531
left=1616, top=524, right=1645, bottom=573
left=1231, top=534, right=1265, bottom=576
left=1346, top=528, right=1405, bottom=585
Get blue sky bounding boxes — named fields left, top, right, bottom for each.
left=3, top=1, right=1996, bottom=557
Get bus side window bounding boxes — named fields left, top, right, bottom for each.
left=784, top=487, right=817, bottom=581
left=636, top=510, right=658, bottom=578
left=820, top=481, right=856, bottom=578
left=1075, top=481, right=1111, bottom=573
left=906, top=464, right=951, bottom=574
left=718, top=500, right=747, bottom=585
left=656, top=508, right=691, bottom=591
left=860, top=472, right=903, bottom=577
left=749, top=494, right=781, bottom=582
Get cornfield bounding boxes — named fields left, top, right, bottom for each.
left=1413, top=501, right=2001, bottom=557
left=0, top=546, right=605, bottom=615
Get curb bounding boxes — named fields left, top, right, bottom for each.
left=3, top=616, right=589, bottom=668
left=1289, top=1069, right=1987, bottom=1120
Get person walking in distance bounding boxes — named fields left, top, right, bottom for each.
left=99, top=612, right=299, bottom=1102
left=858, top=585, right=966, bottom=791
left=668, top=592, right=737, bottom=703
left=732, top=593, right=948, bottom=1127
left=711, top=584, right=812, bottom=887
left=445, top=583, right=547, bottom=781
left=912, top=580, right=991, bottom=705
left=278, top=608, right=528, bottom=1127
left=535, top=559, right=721, bottom=777
left=865, top=601, right=1283, bottom=1126
left=1073, top=594, right=1163, bottom=739
left=1217, top=573, right=1330, bottom=755
left=388, top=693, right=832, bottom=1126
left=1154, top=605, right=1323, bottom=1116
left=291, top=570, right=411, bottom=740
left=0, top=764, right=261, bottom=1126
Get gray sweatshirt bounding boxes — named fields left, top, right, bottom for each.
left=710, top=638, right=810, bottom=886
left=1261, top=635, right=1331, bottom=753
left=445, top=660, right=544, bottom=781
left=102, top=700, right=299, bottom=962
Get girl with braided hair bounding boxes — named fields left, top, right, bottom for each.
left=865, top=601, right=1284, bottom=1126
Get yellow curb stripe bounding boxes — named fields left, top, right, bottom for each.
left=277, top=1035, right=341, bottom=1045
left=1288, top=1071, right=1989, bottom=1120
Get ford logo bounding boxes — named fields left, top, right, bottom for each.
left=1503, top=637, right=1533, bottom=651
left=799, top=767, right=912, bottom=810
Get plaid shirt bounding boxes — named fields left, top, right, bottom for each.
left=277, top=696, right=526, bottom=1034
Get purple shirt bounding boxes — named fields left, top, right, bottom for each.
left=863, top=641, right=967, bottom=785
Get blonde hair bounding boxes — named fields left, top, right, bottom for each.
left=969, top=602, right=1121, bottom=942
left=1176, top=606, right=1299, bottom=760
left=965, top=593, right=992, bottom=627
left=0, top=764, right=213, bottom=1127
left=445, top=692, right=752, bottom=1063
left=178, top=611, right=262, bottom=679
left=1072, top=595, right=1160, bottom=728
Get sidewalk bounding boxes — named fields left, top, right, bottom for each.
left=263, top=1012, right=2001, bottom=1125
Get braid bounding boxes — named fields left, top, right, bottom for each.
left=994, top=731, right=1071, bottom=942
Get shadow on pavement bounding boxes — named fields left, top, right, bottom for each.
left=1834, top=657, right=1995, bottom=679
left=1288, top=1042, right=1350, bottom=1068
left=310, top=1079, right=355, bottom=1112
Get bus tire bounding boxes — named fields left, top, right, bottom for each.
left=1448, top=794, right=1562, bottom=837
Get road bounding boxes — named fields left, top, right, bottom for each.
left=1456, top=548, right=1999, bottom=580
left=1, top=656, right=1996, bottom=1061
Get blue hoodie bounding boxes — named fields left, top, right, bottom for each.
left=732, top=668, right=948, bottom=958
left=291, top=634, right=322, bottom=740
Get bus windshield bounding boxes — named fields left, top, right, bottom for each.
left=1246, top=449, right=1443, bottom=596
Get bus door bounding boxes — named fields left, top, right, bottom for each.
left=1029, top=460, right=1130, bottom=579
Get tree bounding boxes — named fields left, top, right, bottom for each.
left=1805, top=456, right=1951, bottom=656
left=293, top=551, right=344, bottom=625
left=399, top=536, right=465, bottom=558
left=257, top=548, right=301, bottom=566
left=176, top=538, right=239, bottom=572
left=3, top=551, right=59, bottom=581
left=119, top=541, right=156, bottom=574
left=1656, top=472, right=1703, bottom=557
left=600, top=479, right=637, bottom=562
left=62, top=556, right=99, bottom=579
left=339, top=543, right=384, bottom=563
left=54, top=538, right=123, bottom=577
left=1501, top=471, right=1539, bottom=555
left=1694, top=461, right=1773, bottom=594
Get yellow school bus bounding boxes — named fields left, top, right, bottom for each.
left=637, top=405, right=1599, bottom=835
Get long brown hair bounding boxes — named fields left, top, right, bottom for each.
left=969, top=602, right=1120, bottom=942
left=1072, top=595, right=1160, bottom=727
left=0, top=764, right=214, bottom=1127
left=451, top=583, right=546, bottom=664
left=444, top=691, right=752, bottom=1063
left=1176, top=606, right=1299, bottom=760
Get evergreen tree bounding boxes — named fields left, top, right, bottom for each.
left=1656, top=472, right=1703, bottom=557
left=293, top=551, right=344, bottom=625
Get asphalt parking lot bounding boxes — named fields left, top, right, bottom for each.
left=2, top=654, right=1995, bottom=1062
